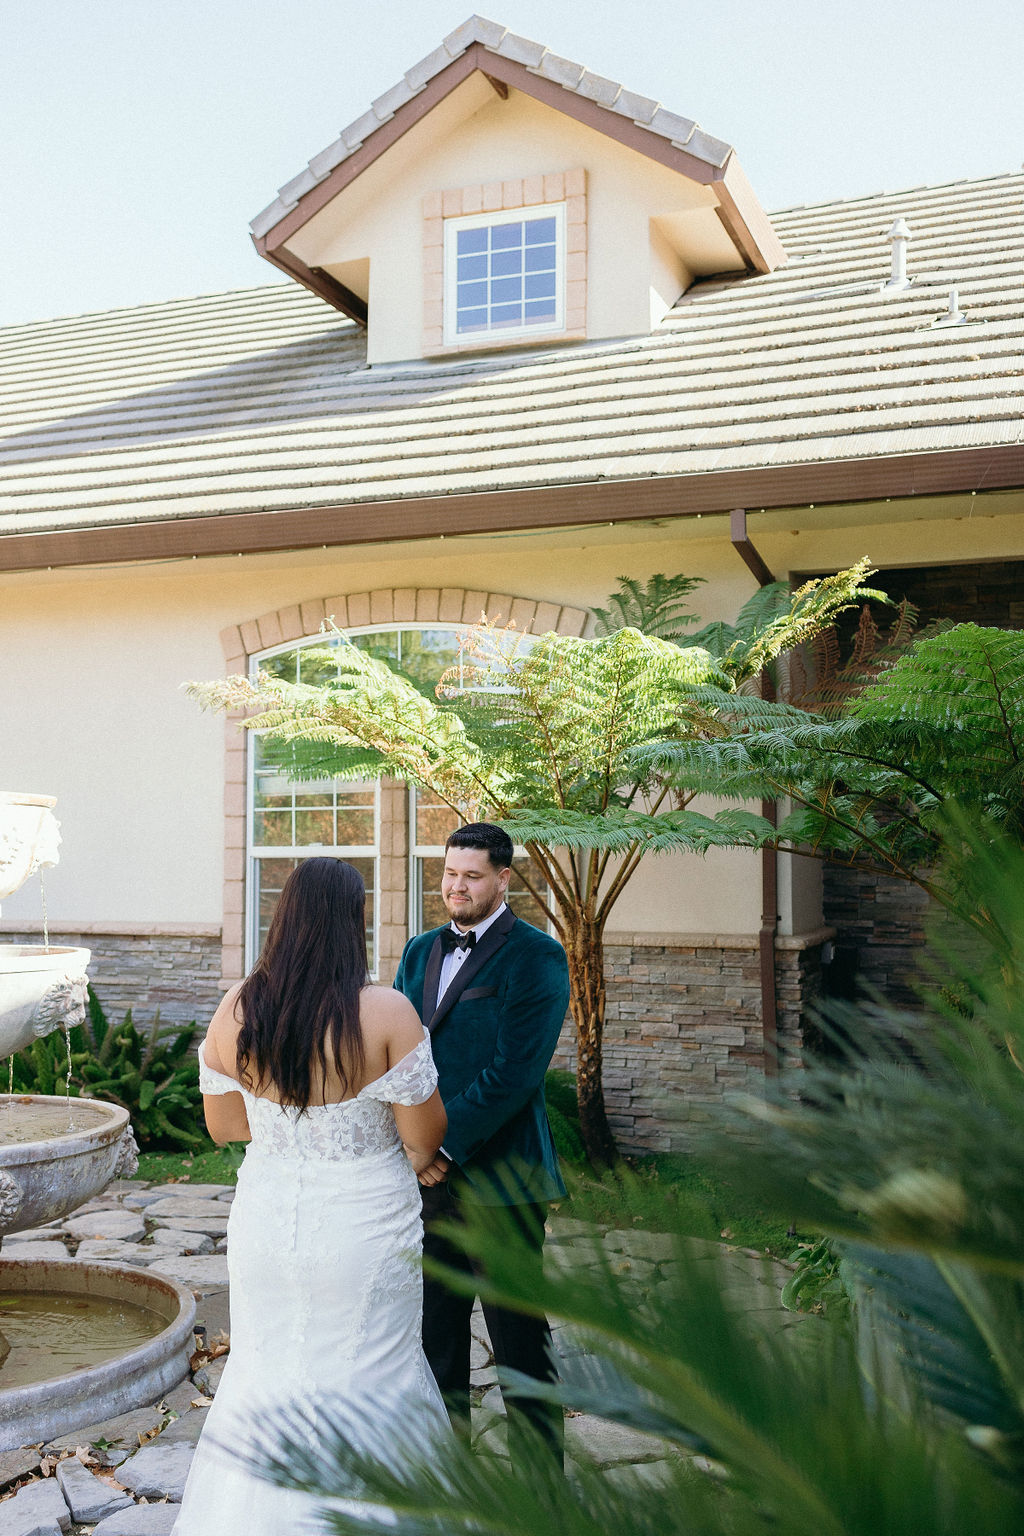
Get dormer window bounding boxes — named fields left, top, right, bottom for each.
left=422, top=169, right=588, bottom=356
left=444, top=205, right=565, bottom=345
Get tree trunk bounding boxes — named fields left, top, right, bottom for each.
left=564, top=917, right=618, bottom=1167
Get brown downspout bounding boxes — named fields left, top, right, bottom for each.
left=730, top=509, right=780, bottom=1077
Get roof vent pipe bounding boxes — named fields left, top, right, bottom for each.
left=934, top=287, right=968, bottom=327
left=886, top=217, right=911, bottom=289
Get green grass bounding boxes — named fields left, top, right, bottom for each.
left=545, top=1070, right=798, bottom=1255
left=553, top=1154, right=797, bottom=1255
left=135, top=1143, right=244, bottom=1185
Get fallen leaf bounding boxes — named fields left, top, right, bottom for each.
left=190, top=1395, right=214, bottom=1408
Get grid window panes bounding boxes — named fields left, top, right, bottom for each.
left=252, top=856, right=376, bottom=962
left=248, top=628, right=467, bottom=969
left=411, top=788, right=547, bottom=934
left=444, top=205, right=565, bottom=344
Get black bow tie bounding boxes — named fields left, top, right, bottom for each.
left=441, top=927, right=476, bottom=954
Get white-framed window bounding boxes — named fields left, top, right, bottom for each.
left=246, top=623, right=553, bottom=963
left=247, top=626, right=470, bottom=971
left=248, top=632, right=382, bottom=972
left=443, top=203, right=565, bottom=346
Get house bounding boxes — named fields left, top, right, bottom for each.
left=2, top=16, right=1022, bottom=1151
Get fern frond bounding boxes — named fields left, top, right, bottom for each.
left=591, top=572, right=704, bottom=639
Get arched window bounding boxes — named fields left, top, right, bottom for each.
left=247, top=624, right=542, bottom=972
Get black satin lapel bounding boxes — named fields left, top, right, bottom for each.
left=428, top=908, right=517, bottom=1034
left=422, top=935, right=445, bottom=1029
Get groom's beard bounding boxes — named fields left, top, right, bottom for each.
left=443, top=891, right=499, bottom=928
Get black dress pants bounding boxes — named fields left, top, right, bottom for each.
left=420, top=1182, right=563, bottom=1466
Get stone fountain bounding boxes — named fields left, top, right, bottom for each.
left=0, top=792, right=195, bottom=1450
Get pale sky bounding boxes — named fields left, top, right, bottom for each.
left=1, top=0, right=1021, bottom=327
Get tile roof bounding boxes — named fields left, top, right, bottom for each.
left=1, top=170, right=1021, bottom=539
left=250, top=15, right=733, bottom=240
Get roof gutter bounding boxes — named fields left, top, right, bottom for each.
left=731, top=509, right=779, bottom=1078
left=0, top=445, right=1019, bottom=577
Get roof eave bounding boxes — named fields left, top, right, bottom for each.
left=3, top=445, right=1019, bottom=576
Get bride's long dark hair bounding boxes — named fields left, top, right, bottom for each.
left=235, top=858, right=368, bottom=1109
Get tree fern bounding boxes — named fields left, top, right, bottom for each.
left=649, top=625, right=1024, bottom=919
left=185, top=563, right=879, bottom=1164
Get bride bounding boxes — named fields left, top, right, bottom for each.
left=173, top=858, right=449, bottom=1535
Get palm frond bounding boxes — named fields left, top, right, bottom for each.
left=256, top=1201, right=1024, bottom=1536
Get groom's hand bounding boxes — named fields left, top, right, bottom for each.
left=417, top=1154, right=451, bottom=1187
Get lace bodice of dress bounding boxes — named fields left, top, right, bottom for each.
left=198, top=1031, right=437, bottom=1161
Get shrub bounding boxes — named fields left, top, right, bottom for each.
left=10, top=989, right=207, bottom=1151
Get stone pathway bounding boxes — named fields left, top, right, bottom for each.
left=0, top=1181, right=801, bottom=1533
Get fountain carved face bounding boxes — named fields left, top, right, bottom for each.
left=0, top=793, right=62, bottom=902
left=0, top=794, right=90, bottom=1059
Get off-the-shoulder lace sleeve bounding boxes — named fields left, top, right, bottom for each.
left=359, top=1031, right=438, bottom=1107
left=198, top=1040, right=245, bottom=1097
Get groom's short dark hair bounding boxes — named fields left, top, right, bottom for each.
left=446, top=822, right=514, bottom=870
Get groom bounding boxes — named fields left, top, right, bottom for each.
left=393, top=822, right=570, bottom=1461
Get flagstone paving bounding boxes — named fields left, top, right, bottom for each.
left=0, top=1181, right=803, bottom=1531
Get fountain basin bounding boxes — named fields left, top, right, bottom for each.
left=0, top=1256, right=196, bottom=1450
left=0, top=1095, right=137, bottom=1235
left=0, top=944, right=91, bottom=1058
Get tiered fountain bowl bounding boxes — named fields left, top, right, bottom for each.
left=0, top=792, right=195, bottom=1452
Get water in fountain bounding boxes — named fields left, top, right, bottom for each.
left=0, top=1099, right=111, bottom=1144
left=0, top=1292, right=165, bottom=1390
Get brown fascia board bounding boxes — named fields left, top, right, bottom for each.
left=260, top=245, right=368, bottom=326
left=252, top=42, right=785, bottom=314
left=2, top=446, right=1021, bottom=576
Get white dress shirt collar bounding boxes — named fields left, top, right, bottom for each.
left=449, top=901, right=507, bottom=941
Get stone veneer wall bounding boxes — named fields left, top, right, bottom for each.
left=549, top=931, right=829, bottom=1154
left=2, top=923, right=827, bottom=1152
left=821, top=866, right=930, bottom=1009
left=0, top=925, right=224, bottom=1035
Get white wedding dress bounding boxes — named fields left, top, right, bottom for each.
left=172, top=1030, right=449, bottom=1536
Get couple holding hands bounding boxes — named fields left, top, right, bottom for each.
left=173, top=822, right=571, bottom=1534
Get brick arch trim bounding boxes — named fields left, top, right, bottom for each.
left=218, top=586, right=591, bottom=666
left=216, top=588, right=592, bottom=981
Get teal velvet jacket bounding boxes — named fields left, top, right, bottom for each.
left=393, top=910, right=570, bottom=1206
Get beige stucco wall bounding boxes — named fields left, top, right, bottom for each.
left=3, top=492, right=1021, bottom=944
left=0, top=523, right=756, bottom=936
left=287, top=82, right=740, bottom=364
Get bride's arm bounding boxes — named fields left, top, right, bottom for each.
left=371, top=992, right=446, bottom=1171
left=394, top=1092, right=447, bottom=1173
left=201, top=987, right=252, bottom=1146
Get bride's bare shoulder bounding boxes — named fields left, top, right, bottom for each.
left=359, top=985, right=420, bottom=1025
left=204, top=982, right=245, bottom=1076
left=359, top=985, right=424, bottom=1059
